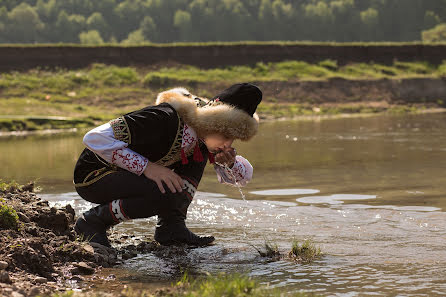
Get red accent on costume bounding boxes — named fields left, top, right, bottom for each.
left=181, top=148, right=188, bottom=165
left=181, top=175, right=198, bottom=188
left=193, top=142, right=204, bottom=162
left=232, top=163, right=245, bottom=180
left=208, top=152, right=215, bottom=164
left=182, top=124, right=196, bottom=146
left=119, top=200, right=130, bottom=219
left=109, top=203, right=119, bottom=223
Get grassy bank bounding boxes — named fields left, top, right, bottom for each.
left=1, top=61, right=446, bottom=132
left=53, top=273, right=313, bottom=297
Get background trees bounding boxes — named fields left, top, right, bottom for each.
left=0, top=0, right=445, bottom=44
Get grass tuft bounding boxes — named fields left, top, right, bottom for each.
left=289, top=239, right=322, bottom=264
left=50, top=273, right=315, bottom=297
left=0, top=179, right=22, bottom=193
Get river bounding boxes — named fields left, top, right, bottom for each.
left=1, top=113, right=446, bottom=296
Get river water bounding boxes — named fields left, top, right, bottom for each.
left=1, top=113, right=446, bottom=296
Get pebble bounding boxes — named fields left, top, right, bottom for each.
left=17, top=212, right=30, bottom=223
left=90, top=242, right=114, bottom=256
left=69, top=275, right=84, bottom=282
left=0, top=261, right=8, bottom=270
left=34, top=276, right=47, bottom=284
left=29, top=287, right=40, bottom=297
left=0, top=271, right=11, bottom=283
left=75, top=262, right=95, bottom=274
left=83, top=244, right=94, bottom=254
left=11, top=292, right=25, bottom=297
left=121, top=252, right=132, bottom=260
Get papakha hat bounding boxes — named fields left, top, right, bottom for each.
left=209, top=83, right=262, bottom=117
left=156, top=83, right=262, bottom=142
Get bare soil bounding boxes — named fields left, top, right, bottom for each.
left=0, top=184, right=117, bottom=297
left=0, top=184, right=201, bottom=297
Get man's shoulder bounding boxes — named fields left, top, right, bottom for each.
left=122, top=103, right=180, bottom=126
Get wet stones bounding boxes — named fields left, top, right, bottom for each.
left=33, top=277, right=47, bottom=284
left=74, top=262, right=95, bottom=275
left=16, top=213, right=30, bottom=223
left=0, top=261, right=8, bottom=270
left=89, top=243, right=118, bottom=267
left=0, top=187, right=120, bottom=296
left=0, top=271, right=11, bottom=283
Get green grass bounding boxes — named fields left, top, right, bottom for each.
left=1, top=61, right=445, bottom=131
left=48, top=273, right=314, bottom=297
left=142, top=60, right=446, bottom=85
left=289, top=239, right=322, bottom=263
left=0, top=179, right=21, bottom=193
left=175, top=273, right=311, bottom=297
left=0, top=117, right=96, bottom=132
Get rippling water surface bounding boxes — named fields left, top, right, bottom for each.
left=2, top=113, right=446, bottom=296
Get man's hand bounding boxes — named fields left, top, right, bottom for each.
left=143, top=162, right=184, bottom=194
left=214, top=146, right=236, bottom=168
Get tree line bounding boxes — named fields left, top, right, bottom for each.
left=0, top=0, right=446, bottom=44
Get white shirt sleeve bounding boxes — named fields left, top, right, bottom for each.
left=83, top=123, right=148, bottom=175
left=214, top=155, right=253, bottom=187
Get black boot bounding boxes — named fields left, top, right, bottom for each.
left=74, top=203, right=118, bottom=248
left=154, top=217, right=215, bottom=246
left=154, top=195, right=214, bottom=246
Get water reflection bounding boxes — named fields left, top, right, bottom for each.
left=250, top=189, right=320, bottom=195
left=4, top=113, right=446, bottom=295
left=2, top=113, right=446, bottom=211
left=42, top=191, right=446, bottom=296
left=297, top=194, right=377, bottom=205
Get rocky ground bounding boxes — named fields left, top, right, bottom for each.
left=0, top=183, right=185, bottom=297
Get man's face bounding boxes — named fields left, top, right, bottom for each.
left=202, top=133, right=235, bottom=154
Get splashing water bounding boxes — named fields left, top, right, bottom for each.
left=215, top=162, right=246, bottom=201
left=215, top=161, right=249, bottom=239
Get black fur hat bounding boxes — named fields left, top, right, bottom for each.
left=210, top=83, right=262, bottom=117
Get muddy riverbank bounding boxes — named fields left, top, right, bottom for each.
left=0, top=183, right=315, bottom=297
left=0, top=183, right=183, bottom=297
left=0, top=182, right=119, bottom=296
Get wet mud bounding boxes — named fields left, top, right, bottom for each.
left=0, top=184, right=217, bottom=297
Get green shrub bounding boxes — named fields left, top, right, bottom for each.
left=0, top=180, right=21, bottom=193
left=0, top=203, right=19, bottom=230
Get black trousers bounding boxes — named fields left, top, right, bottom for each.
left=75, top=170, right=191, bottom=221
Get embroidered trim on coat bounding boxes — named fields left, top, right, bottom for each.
left=182, top=123, right=197, bottom=149
left=110, top=116, right=131, bottom=144
left=111, top=148, right=148, bottom=175
left=153, top=115, right=194, bottom=167
left=74, top=168, right=117, bottom=188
